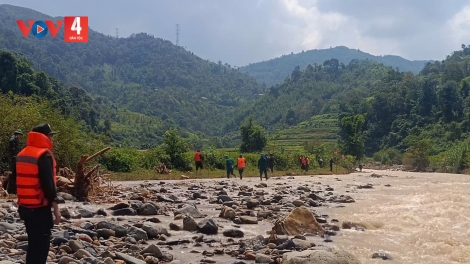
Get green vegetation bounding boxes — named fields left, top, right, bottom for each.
left=240, top=116, right=268, bottom=152
left=5, top=4, right=470, bottom=177
left=335, top=45, right=470, bottom=173
left=273, top=114, right=339, bottom=151
left=0, top=4, right=266, bottom=148
left=226, top=59, right=389, bottom=134
left=0, top=47, right=354, bottom=180
left=239, top=46, right=431, bottom=87
left=0, top=94, right=103, bottom=172
left=339, top=114, right=366, bottom=162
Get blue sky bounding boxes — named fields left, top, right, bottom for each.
left=2, top=0, right=470, bottom=66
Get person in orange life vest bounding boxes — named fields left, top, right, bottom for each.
left=305, top=157, right=310, bottom=172
left=300, top=155, right=307, bottom=172
left=194, top=150, right=204, bottom=175
left=237, top=154, right=246, bottom=179
left=16, top=123, right=61, bottom=264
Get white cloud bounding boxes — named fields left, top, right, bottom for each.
left=269, top=0, right=401, bottom=59
left=1, top=0, right=468, bottom=64
left=448, top=5, right=470, bottom=49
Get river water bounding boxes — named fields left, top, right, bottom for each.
left=59, top=170, right=470, bottom=264
left=325, top=169, right=470, bottom=264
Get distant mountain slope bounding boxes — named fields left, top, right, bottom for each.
left=225, top=59, right=391, bottom=133
left=0, top=4, right=266, bottom=137
left=239, top=46, right=432, bottom=87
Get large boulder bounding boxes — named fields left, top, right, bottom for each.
left=282, top=249, right=361, bottom=264
left=197, top=218, right=218, bottom=235
left=272, top=206, right=324, bottom=236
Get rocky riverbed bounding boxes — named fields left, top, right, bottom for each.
left=0, top=173, right=390, bottom=264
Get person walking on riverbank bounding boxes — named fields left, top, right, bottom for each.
left=237, top=154, right=246, bottom=179
left=194, top=150, right=204, bottom=176
left=225, top=156, right=236, bottom=178
left=258, top=153, right=268, bottom=180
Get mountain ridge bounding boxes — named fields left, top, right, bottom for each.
left=0, top=4, right=266, bottom=141
left=238, top=46, right=433, bottom=87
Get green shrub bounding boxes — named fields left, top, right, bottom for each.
left=339, top=155, right=356, bottom=172
left=0, top=95, right=101, bottom=171
left=373, top=148, right=402, bottom=165
left=99, top=148, right=140, bottom=172
left=161, top=128, right=191, bottom=170
left=139, top=147, right=170, bottom=170
left=428, top=155, right=444, bottom=172
left=200, top=148, right=226, bottom=170
left=439, top=140, right=470, bottom=173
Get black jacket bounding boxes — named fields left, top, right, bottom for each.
left=9, top=136, right=21, bottom=157
left=37, top=152, right=58, bottom=206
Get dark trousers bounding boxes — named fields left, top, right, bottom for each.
left=238, top=169, right=244, bottom=179
left=6, top=157, right=16, bottom=194
left=259, top=169, right=267, bottom=180
left=268, top=165, right=274, bottom=173
left=19, top=206, right=53, bottom=264
left=195, top=161, right=203, bottom=171
left=226, top=168, right=234, bottom=178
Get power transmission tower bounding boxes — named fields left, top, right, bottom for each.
left=115, top=28, right=119, bottom=38
left=176, top=24, right=180, bottom=46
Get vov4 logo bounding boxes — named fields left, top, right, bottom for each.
left=16, top=16, right=89, bottom=42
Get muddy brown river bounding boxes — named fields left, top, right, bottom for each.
left=5, top=169, right=466, bottom=264
left=324, top=169, right=470, bottom=264
left=111, top=169, right=470, bottom=264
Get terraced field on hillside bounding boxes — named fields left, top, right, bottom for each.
left=274, top=114, right=339, bottom=151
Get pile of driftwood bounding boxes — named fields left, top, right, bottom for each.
left=57, top=147, right=119, bottom=202
left=154, top=163, right=171, bottom=174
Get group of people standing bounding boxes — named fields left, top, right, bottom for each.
left=193, top=150, right=275, bottom=181
left=301, top=155, right=336, bottom=172
left=194, top=150, right=340, bottom=180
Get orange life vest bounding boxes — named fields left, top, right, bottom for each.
left=237, top=157, right=246, bottom=169
left=194, top=152, right=201, bottom=162
left=16, top=132, right=57, bottom=208
left=301, top=157, right=307, bottom=165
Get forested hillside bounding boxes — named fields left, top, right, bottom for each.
left=0, top=50, right=106, bottom=170
left=239, top=46, right=431, bottom=87
left=0, top=50, right=98, bottom=130
left=227, top=44, right=470, bottom=174
left=318, top=44, right=470, bottom=176
left=225, top=59, right=391, bottom=133
left=0, top=4, right=266, bottom=138
left=338, top=45, right=470, bottom=157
